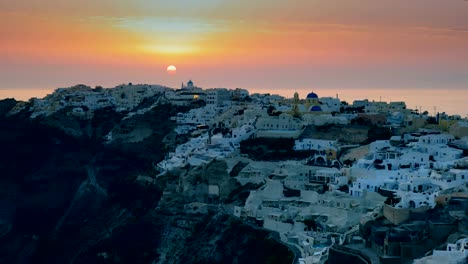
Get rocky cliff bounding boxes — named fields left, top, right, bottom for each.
left=0, top=98, right=293, bottom=264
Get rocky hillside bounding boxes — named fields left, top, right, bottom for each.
left=0, top=98, right=293, bottom=264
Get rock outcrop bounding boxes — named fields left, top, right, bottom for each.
left=0, top=98, right=293, bottom=264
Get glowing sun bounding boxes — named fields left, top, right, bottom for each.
left=167, top=65, right=176, bottom=74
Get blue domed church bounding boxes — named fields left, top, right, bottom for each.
left=306, top=92, right=318, bottom=99
left=289, top=91, right=341, bottom=118
left=289, top=91, right=323, bottom=117
left=305, top=92, right=322, bottom=112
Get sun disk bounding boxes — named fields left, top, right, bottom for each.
left=167, top=65, right=177, bottom=74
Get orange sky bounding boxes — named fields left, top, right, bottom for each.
left=1, top=0, right=468, bottom=92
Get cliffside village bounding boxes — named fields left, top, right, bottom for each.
left=12, top=81, right=468, bottom=264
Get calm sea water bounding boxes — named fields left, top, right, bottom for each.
left=1, top=88, right=467, bottom=117
left=0, top=89, right=55, bottom=102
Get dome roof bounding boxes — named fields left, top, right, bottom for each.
left=310, top=106, right=322, bottom=112
left=306, top=92, right=318, bottom=99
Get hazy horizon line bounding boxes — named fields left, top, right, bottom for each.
left=0, top=85, right=467, bottom=91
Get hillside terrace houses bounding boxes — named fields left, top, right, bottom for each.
left=172, top=86, right=255, bottom=134
left=158, top=121, right=257, bottom=173
left=449, top=121, right=468, bottom=138
left=429, top=169, right=468, bottom=190
left=212, top=104, right=261, bottom=129
left=354, top=134, right=462, bottom=172
left=157, top=131, right=239, bottom=170
left=30, top=85, right=114, bottom=118
left=350, top=166, right=467, bottom=209
left=205, top=88, right=232, bottom=106
left=246, top=188, right=370, bottom=230
left=232, top=158, right=348, bottom=192
left=256, top=113, right=304, bottom=138
left=176, top=106, right=219, bottom=126
left=149, top=87, right=468, bottom=262
left=29, top=84, right=167, bottom=118
left=250, top=93, right=285, bottom=104
left=164, top=83, right=250, bottom=107
left=291, top=138, right=342, bottom=168
left=164, top=87, right=206, bottom=106
left=348, top=134, right=466, bottom=209
left=301, top=114, right=350, bottom=126
left=174, top=102, right=261, bottom=138
left=317, top=97, right=341, bottom=113
left=294, top=139, right=338, bottom=152
left=386, top=114, right=435, bottom=134
left=157, top=133, right=209, bottom=172
left=210, top=123, right=256, bottom=147
left=235, top=163, right=268, bottom=185
left=414, top=237, right=468, bottom=264
left=109, top=84, right=166, bottom=110
left=156, top=132, right=227, bottom=172
left=164, top=95, right=270, bottom=173
left=232, top=88, right=249, bottom=101
left=233, top=159, right=337, bottom=189
left=350, top=100, right=426, bottom=130
left=150, top=87, right=467, bottom=262
left=352, top=100, right=407, bottom=114
left=235, top=178, right=385, bottom=260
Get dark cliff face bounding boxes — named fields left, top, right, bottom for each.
left=177, top=214, right=294, bottom=264
left=0, top=99, right=293, bottom=264
left=0, top=99, right=170, bottom=263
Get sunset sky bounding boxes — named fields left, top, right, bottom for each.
left=1, top=0, right=468, bottom=93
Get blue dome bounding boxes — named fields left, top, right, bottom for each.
left=310, top=106, right=322, bottom=112
left=306, top=92, right=318, bottom=99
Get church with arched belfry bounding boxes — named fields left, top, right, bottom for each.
left=305, top=92, right=323, bottom=112
left=290, top=91, right=340, bottom=118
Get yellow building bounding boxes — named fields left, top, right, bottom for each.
left=449, top=121, right=468, bottom=138
left=439, top=119, right=458, bottom=132
left=305, top=92, right=321, bottom=111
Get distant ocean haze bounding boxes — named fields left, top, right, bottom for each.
left=0, top=87, right=466, bottom=117
left=0, top=89, right=54, bottom=101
